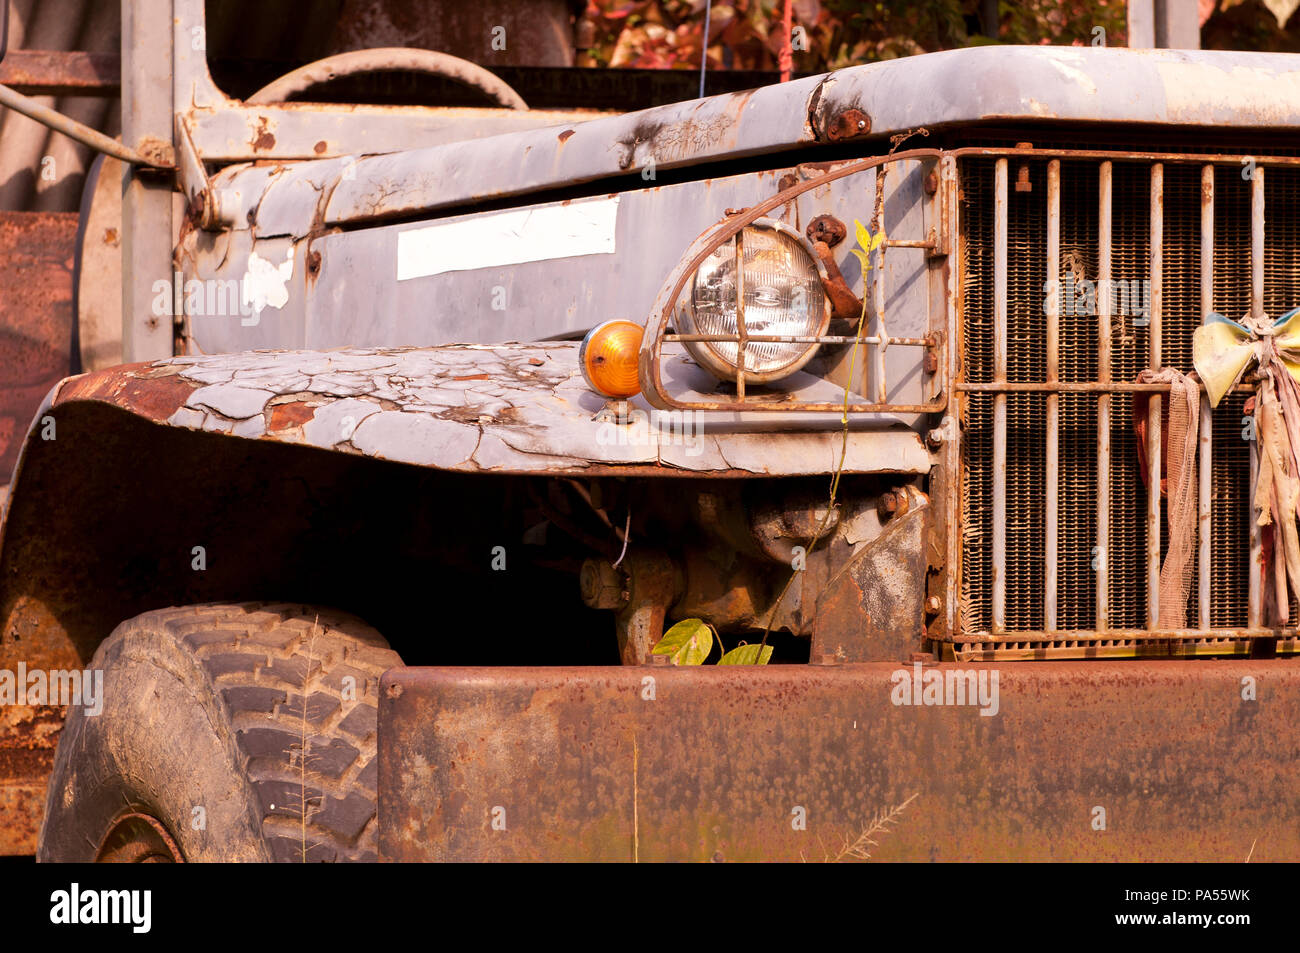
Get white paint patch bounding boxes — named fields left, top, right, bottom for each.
left=241, top=248, right=294, bottom=320
left=1044, top=51, right=1097, bottom=94
left=187, top=383, right=275, bottom=419
left=350, top=411, right=479, bottom=466
left=397, top=195, right=619, bottom=281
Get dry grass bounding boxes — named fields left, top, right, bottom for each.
left=804, top=792, right=919, bottom=863
left=632, top=736, right=639, bottom=864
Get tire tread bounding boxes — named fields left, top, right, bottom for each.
left=134, top=602, right=398, bottom=862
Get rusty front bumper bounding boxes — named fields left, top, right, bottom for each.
left=378, top=661, right=1300, bottom=862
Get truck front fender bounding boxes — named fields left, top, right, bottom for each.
left=34, top=342, right=932, bottom=477
left=0, top=342, right=930, bottom=668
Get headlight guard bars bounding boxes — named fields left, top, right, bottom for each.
left=637, top=148, right=949, bottom=414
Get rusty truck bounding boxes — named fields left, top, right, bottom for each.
left=0, top=0, right=1297, bottom=862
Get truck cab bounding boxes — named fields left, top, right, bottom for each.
left=2, top=1, right=1298, bottom=862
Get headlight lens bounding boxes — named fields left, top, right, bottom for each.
left=682, top=220, right=829, bottom=383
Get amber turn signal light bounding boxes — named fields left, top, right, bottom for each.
left=579, top=320, right=643, bottom=398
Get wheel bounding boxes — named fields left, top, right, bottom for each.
left=37, top=603, right=402, bottom=862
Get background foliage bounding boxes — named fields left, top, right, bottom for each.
left=578, top=0, right=1300, bottom=72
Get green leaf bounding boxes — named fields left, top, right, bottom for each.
left=853, top=218, right=871, bottom=252
left=850, top=248, right=870, bottom=271
left=869, top=231, right=885, bottom=251
left=651, top=619, right=713, bottom=665
left=718, top=643, right=774, bottom=665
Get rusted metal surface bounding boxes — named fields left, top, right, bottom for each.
left=185, top=102, right=615, bottom=164
left=120, top=0, right=174, bottom=363
left=281, top=49, right=1300, bottom=227
left=378, top=660, right=1300, bottom=861
left=939, top=154, right=962, bottom=642
left=613, top=551, right=678, bottom=665
left=320, top=86, right=764, bottom=224
left=55, top=361, right=199, bottom=422
left=817, top=47, right=1300, bottom=131
left=75, top=155, right=124, bottom=371
left=33, top=346, right=932, bottom=477
left=1199, top=164, right=1215, bottom=629
left=579, top=559, right=626, bottom=611
left=959, top=146, right=1300, bottom=167
left=805, top=214, right=847, bottom=248
left=812, top=488, right=928, bottom=663
left=1096, top=160, right=1112, bottom=631
left=822, top=108, right=871, bottom=142
left=952, top=147, right=1297, bottom=654
left=992, top=158, right=1008, bottom=632
left=811, top=240, right=864, bottom=320
left=0, top=82, right=161, bottom=167
left=0, top=49, right=120, bottom=95
left=957, top=379, right=1256, bottom=393
left=0, top=779, right=49, bottom=855
left=0, top=704, right=62, bottom=856
left=0, top=211, right=78, bottom=483
left=949, top=631, right=1299, bottom=658
left=1249, top=169, right=1266, bottom=628
left=1045, top=160, right=1060, bottom=630
left=1147, top=164, right=1164, bottom=627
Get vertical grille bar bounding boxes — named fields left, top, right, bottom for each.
left=992, top=158, right=1009, bottom=632
left=1211, top=164, right=1251, bottom=628
left=1264, top=166, right=1300, bottom=623
left=959, top=160, right=994, bottom=635
left=1147, top=164, right=1163, bottom=626
left=1045, top=160, right=1060, bottom=630
left=1199, top=163, right=1214, bottom=630
left=1249, top=167, right=1264, bottom=627
left=1097, top=161, right=1113, bottom=630
left=1059, top=161, right=1099, bottom=631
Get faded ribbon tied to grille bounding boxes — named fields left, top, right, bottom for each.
left=1135, top=366, right=1200, bottom=629
left=1194, top=307, right=1300, bottom=626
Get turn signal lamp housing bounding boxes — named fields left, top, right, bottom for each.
left=580, top=320, right=644, bottom=398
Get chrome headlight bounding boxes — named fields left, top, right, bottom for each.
left=680, top=218, right=831, bottom=384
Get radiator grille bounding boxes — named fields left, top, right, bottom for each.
left=958, top=154, right=1300, bottom=638
left=1057, top=161, right=1102, bottom=630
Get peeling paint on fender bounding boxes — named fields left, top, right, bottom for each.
left=40, top=345, right=934, bottom=478
left=241, top=248, right=295, bottom=324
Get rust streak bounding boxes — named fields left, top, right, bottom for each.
left=55, top=364, right=199, bottom=423
left=267, top=401, right=317, bottom=431
left=251, top=116, right=276, bottom=152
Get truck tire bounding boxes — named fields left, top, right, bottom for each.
left=37, top=603, right=401, bottom=862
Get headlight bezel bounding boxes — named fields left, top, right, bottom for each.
left=635, top=148, right=946, bottom=416
left=675, top=217, right=833, bottom=386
